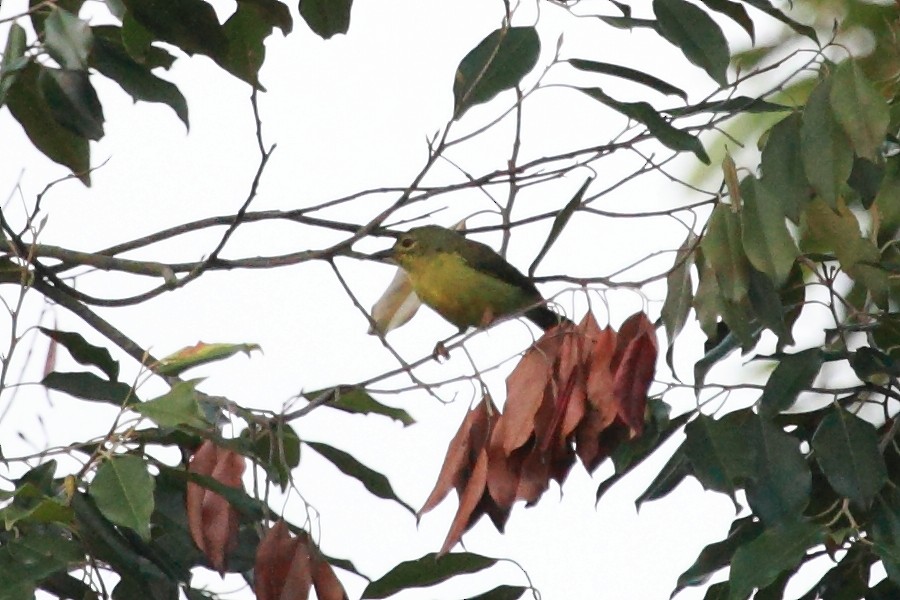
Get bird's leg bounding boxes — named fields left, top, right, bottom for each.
left=432, top=328, right=467, bottom=361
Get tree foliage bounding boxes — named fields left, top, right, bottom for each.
left=1, top=0, right=900, bottom=598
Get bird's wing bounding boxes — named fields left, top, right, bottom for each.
left=457, top=238, right=542, bottom=298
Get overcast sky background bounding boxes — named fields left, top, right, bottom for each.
left=0, top=0, right=835, bottom=598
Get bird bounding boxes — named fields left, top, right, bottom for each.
left=373, top=225, right=569, bottom=332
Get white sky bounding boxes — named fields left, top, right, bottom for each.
left=0, top=0, right=832, bottom=598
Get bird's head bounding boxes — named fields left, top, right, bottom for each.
left=372, top=226, right=459, bottom=269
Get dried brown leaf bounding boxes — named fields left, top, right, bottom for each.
left=202, top=448, right=245, bottom=572
left=312, top=554, right=349, bottom=600
left=281, top=533, right=313, bottom=600
left=612, top=329, right=657, bottom=435
left=255, top=520, right=301, bottom=600
left=440, top=448, right=490, bottom=555
left=186, top=440, right=219, bottom=555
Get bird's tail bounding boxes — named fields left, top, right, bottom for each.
left=526, top=306, right=573, bottom=331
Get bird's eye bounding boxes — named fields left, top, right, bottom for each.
left=399, top=237, right=415, bottom=249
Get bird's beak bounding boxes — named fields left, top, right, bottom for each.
left=370, top=247, right=396, bottom=263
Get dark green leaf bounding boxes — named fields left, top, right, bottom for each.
left=134, top=380, right=209, bottom=429
left=743, top=417, right=811, bottom=526
left=38, top=67, right=104, bottom=140
left=674, top=516, right=762, bottom=595
left=701, top=203, right=750, bottom=302
left=850, top=346, right=900, bottom=383
left=29, top=0, right=84, bottom=34
left=664, top=96, right=788, bottom=117
left=579, top=87, right=709, bottom=162
left=240, top=0, right=292, bottom=33
left=801, top=79, right=853, bottom=207
left=569, top=58, right=687, bottom=99
left=362, top=552, right=498, bottom=599
left=242, top=421, right=301, bottom=489
left=305, top=440, right=414, bottom=514
left=728, top=520, right=823, bottom=600
left=121, top=0, right=228, bottom=59
left=699, top=0, right=754, bottom=41
left=299, top=0, right=351, bottom=39
left=0, top=531, right=83, bottom=586
left=89, top=455, right=155, bottom=540
left=747, top=267, right=793, bottom=347
left=39, top=327, right=119, bottom=381
left=220, top=1, right=282, bottom=88
left=811, top=407, right=887, bottom=508
left=872, top=489, right=900, bottom=585
left=654, top=0, right=730, bottom=86
left=634, top=444, right=691, bottom=508
left=38, top=572, right=99, bottom=600
left=467, top=585, right=528, bottom=600
left=740, top=177, right=798, bottom=288
left=307, top=386, right=415, bottom=426
left=43, top=371, right=136, bottom=404
left=758, top=348, right=822, bottom=417
left=529, top=177, right=591, bottom=276
left=44, top=7, right=92, bottom=69
left=759, top=113, right=809, bottom=223
left=90, top=27, right=189, bottom=127
left=662, top=232, right=696, bottom=353
left=684, top=413, right=753, bottom=502
left=740, top=0, right=817, bottom=41
left=704, top=582, right=730, bottom=600
left=0, top=23, right=27, bottom=107
left=6, top=62, right=91, bottom=184
left=453, top=26, right=540, bottom=118
left=830, top=60, right=889, bottom=161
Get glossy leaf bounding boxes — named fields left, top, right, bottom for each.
left=811, top=407, right=887, bottom=508
left=38, top=67, right=104, bottom=140
left=759, top=113, right=809, bottom=223
left=740, top=177, right=798, bottom=288
left=801, top=79, right=853, bottom=207
left=830, top=60, right=889, bottom=162
left=699, top=0, right=754, bottom=41
left=90, top=27, right=189, bottom=127
left=299, top=0, right=351, bottom=39
left=684, top=413, right=754, bottom=501
left=134, top=380, right=209, bottom=429
left=634, top=444, right=691, bottom=508
left=6, top=62, right=91, bottom=184
left=362, top=552, right=498, bottom=599
left=743, top=417, right=810, bottom=526
left=728, top=520, right=823, bottom=600
left=121, top=0, right=228, bottom=59
left=44, top=7, right=92, bottom=69
left=305, top=441, right=415, bottom=514
left=675, top=516, right=762, bottom=595
left=0, top=23, right=27, bottom=106
left=453, top=26, right=540, bottom=118
left=579, top=87, right=709, bottom=162
left=43, top=371, right=136, bottom=404
left=38, top=327, right=119, bottom=381
left=569, top=59, right=687, bottom=99
left=90, top=455, right=155, bottom=540
left=758, top=348, right=822, bottom=417
left=740, top=0, right=817, bottom=41
left=654, top=0, right=729, bottom=86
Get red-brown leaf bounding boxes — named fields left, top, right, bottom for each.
left=312, top=554, right=349, bottom=600
left=201, top=448, right=245, bottom=572
left=281, top=533, right=313, bottom=600
left=440, top=448, right=490, bottom=555
left=419, top=397, right=498, bottom=517
left=611, top=311, right=655, bottom=373
left=612, top=329, right=657, bottom=435
left=186, top=440, right=219, bottom=555
left=485, top=437, right=527, bottom=509
left=255, top=521, right=301, bottom=600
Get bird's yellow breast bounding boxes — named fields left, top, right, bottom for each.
left=401, top=251, right=537, bottom=329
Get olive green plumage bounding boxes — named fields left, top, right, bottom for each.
left=384, top=225, right=564, bottom=331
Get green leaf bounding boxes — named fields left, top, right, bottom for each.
left=728, top=520, right=823, bottom=600
left=811, top=407, right=887, bottom=508
left=801, top=79, right=853, bottom=207
left=453, top=26, right=540, bottom=118
left=634, top=444, right=691, bottom=508
left=740, top=177, right=798, bottom=288
left=0, top=23, right=28, bottom=107
left=362, top=552, right=498, bottom=599
left=654, top=0, right=730, bottom=86
left=701, top=203, right=750, bottom=302
left=747, top=267, right=793, bottom=347
left=152, top=341, right=260, bottom=376
left=89, top=455, right=155, bottom=540
left=758, top=348, right=822, bottom=417
left=568, top=59, right=687, bottom=99
left=467, top=585, right=528, bottom=600
left=44, top=7, right=92, bottom=69
left=759, top=113, right=809, bottom=224
left=134, top=380, right=209, bottom=429
left=579, top=87, right=709, bottom=163
left=39, top=327, right=119, bottom=381
left=0, top=531, right=83, bottom=587
left=306, top=385, right=415, bottom=426
left=674, top=516, right=762, bottom=595
left=6, top=62, right=91, bottom=184
left=299, top=0, right=352, bottom=39
left=684, top=413, right=754, bottom=502
left=663, top=96, right=788, bottom=117
left=662, top=232, right=696, bottom=350
left=872, top=489, right=900, bottom=585
left=830, top=60, right=889, bottom=161
left=305, top=440, right=415, bottom=514
left=90, top=27, right=189, bottom=128
left=38, top=67, right=104, bottom=140
left=529, top=177, right=591, bottom=276
left=740, top=0, right=817, bottom=41
left=242, top=421, right=301, bottom=489
left=43, top=371, right=136, bottom=404
left=698, top=0, right=754, bottom=42
left=121, top=0, right=228, bottom=59
left=220, top=1, right=281, bottom=88
left=743, top=417, right=811, bottom=526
